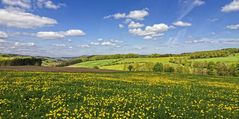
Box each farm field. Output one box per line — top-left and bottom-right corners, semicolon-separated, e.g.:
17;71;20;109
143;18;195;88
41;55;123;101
191;54;239;64
69;57;174;70
0;66;120;73
0;71;238;118
69;54;239;71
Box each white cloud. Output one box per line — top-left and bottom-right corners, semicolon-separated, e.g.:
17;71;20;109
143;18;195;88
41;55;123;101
54;44;66;47
0;9;57;29
101;41;117;46
79;45;90;48
64;29;86;36
0;31;8;39
127;9;149;20
36;32;65;39
186;38;214;44
36;29;86;39
193;0;205;6
118;24;124;29
128;21;144;28
37;0;63;10
222;0;239;12
173;21;192;27
105;13;126;19
226;24;239;30
1;0;31;9
90;38;123;47
1;0;63;10
14;42;35;47
90;42;100;45
105;8;149;20
129;23;169;39
186;37;239;44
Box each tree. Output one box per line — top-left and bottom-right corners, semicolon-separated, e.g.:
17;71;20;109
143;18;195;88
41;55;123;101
163;64;175;72
153;63;164;72
93;66;99;69
128;65;133;71
216;62;229;76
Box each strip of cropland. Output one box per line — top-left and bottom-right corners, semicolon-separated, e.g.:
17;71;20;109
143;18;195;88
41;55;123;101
0;66;121;73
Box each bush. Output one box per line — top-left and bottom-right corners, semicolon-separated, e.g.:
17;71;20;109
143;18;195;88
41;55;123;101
153;63;164;72
93;66;100;69
128;65;133;71
163;64;175;72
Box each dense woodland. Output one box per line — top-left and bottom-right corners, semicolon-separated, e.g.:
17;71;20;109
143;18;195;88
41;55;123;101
0;55;42;66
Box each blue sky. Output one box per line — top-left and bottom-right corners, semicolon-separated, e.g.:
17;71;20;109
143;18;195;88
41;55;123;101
0;0;239;57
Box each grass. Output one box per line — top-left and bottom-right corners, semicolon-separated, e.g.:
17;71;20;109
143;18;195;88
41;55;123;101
191;54;239;64
69;54;239;71
69;57;173;70
69;59;119;68
0;71;238;118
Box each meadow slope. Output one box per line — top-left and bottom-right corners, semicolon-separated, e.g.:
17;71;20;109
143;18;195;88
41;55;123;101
0;71;238;118
69;54;239;71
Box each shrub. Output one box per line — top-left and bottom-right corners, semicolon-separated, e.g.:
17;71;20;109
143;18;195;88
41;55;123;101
153;63;164;72
128;65;133;71
93;66;100;69
163;64;175;72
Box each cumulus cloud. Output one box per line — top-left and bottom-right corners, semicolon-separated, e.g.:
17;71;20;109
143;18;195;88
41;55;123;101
37;0;63;10
1;0;31;9
128;21;144;28
1;0;63;10
129;23;169;39
90;38;123;47
127;9;149;20
105;8;149;20
226;24;239;30
64;29;86;36
0;9;57;29
0;31;8;39
36;29;86;39
36;32;65;39
222;0;239;12
14;42;35;47
173;21;192;27
193;0;205;6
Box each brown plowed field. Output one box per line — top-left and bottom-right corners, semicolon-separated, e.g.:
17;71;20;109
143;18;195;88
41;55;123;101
0;66;121;73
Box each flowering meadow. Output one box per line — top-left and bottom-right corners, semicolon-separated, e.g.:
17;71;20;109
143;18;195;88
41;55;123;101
0;71;238;118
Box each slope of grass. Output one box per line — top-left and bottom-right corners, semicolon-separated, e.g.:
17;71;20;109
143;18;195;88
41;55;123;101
0;71;238;118
69;57;173;70
69;54;239;71
191;54;239;64
69;59;120;68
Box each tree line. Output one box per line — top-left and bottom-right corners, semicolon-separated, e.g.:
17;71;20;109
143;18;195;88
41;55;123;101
0;57;42;66
185;48;239;59
169;57;239;76
125;62;239;76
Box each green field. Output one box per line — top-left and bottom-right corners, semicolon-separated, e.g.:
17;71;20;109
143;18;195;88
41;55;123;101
0;71;238;118
69;59;120;68
69;54;239;71
69;57;173;70
191;54;239;64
